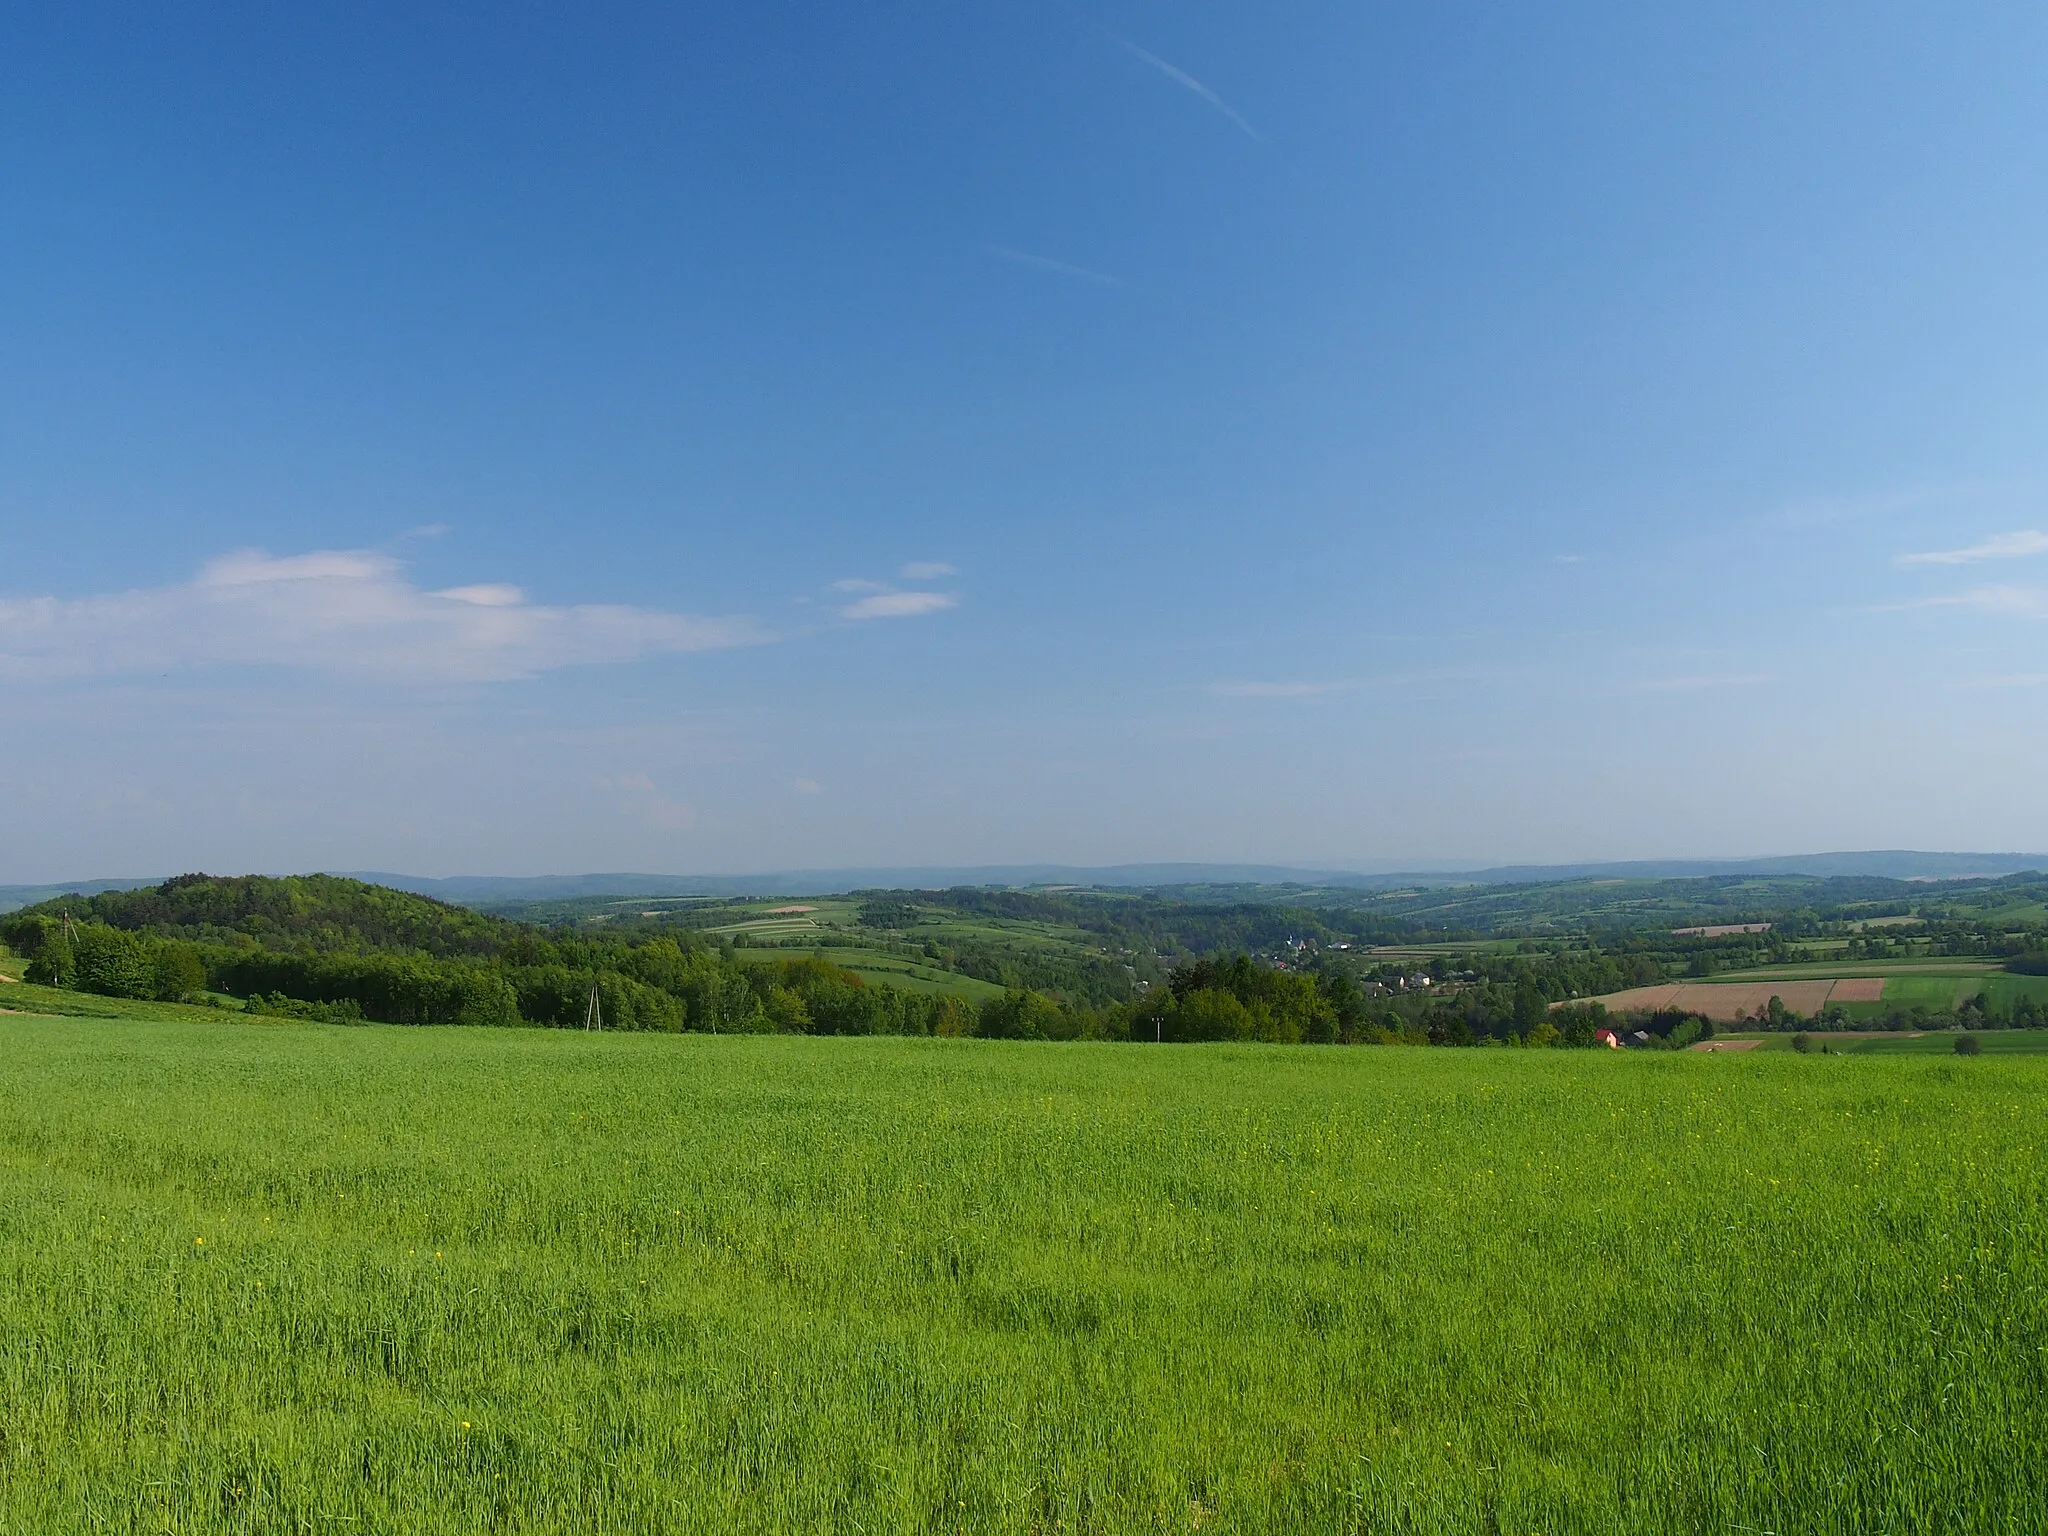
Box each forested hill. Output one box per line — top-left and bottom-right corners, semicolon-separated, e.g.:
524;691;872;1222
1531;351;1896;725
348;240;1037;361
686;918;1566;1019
10;874;511;957
10;867;2048;1045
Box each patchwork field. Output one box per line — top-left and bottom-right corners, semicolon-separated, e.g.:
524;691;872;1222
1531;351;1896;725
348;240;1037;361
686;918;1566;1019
0;1014;2042;1532
731;944;1009;999
1582;968;2048;1020
1711;960;2003;979
1577;980;1856;1019
512;892;1138;1004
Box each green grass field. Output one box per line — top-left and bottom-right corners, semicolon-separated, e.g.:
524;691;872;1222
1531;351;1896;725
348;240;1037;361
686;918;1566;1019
1718;1029;2048;1055
1710;958;2001;980
0;978;240;1023
1972;973;2048;1010
601;895;1113;960
1;1017;2042;1532
610;895;1127;1002
1878;973;1989;1009
1851;1029;2048;1055
1700;959;2048;1017
1871;972;2048;1012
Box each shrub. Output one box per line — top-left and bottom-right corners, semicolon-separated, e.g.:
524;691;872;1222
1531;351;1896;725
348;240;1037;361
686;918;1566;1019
152;945;208;1002
244;993;365;1024
73;926;155;1000
976;989;1064;1040
1176;987;1253;1042
764;985;813;1033
1791;1033;1814;1054
1551;1002;1609;1049
1426;1009;1475;1047
24;928;75;986
1954;1033;1983;1056
1666;1017;1709;1050
1;914;60;960
211;951;521;1028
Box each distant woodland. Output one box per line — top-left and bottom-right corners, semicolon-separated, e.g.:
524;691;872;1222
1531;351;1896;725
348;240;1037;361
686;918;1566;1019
7;871;2048;1046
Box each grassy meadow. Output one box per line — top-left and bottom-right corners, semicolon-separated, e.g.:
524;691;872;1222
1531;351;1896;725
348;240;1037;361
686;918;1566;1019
0;1013;2043;1533
515;892;1125;1004
1851;1028;2048;1055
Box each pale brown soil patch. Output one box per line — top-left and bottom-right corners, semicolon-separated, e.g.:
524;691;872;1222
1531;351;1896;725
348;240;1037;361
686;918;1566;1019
1568;985;1682;1013
1672;982;1837;1019
766;905;818;914
1574;980;1850;1021
1827;977;1887;1003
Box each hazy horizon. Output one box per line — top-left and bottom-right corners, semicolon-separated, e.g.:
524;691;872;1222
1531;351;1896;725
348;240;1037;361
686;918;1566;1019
9;850;2048;900
7;4;2048;879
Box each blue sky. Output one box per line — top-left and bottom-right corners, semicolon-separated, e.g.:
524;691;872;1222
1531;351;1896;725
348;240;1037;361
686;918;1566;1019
5;2;2048;879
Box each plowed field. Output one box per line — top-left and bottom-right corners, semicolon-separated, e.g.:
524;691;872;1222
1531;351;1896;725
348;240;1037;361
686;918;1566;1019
1576;979;1875;1020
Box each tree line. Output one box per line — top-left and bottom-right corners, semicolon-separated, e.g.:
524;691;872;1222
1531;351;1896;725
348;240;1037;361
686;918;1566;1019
16;872;2038;1046
1;908;1657;1047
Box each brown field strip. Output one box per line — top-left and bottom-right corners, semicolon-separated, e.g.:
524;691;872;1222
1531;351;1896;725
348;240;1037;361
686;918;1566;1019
1579;985;1682;1013
1570;977;1894;1021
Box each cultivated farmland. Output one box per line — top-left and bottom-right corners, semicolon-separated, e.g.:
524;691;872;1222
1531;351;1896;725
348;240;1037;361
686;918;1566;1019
1;1012;2042;1533
1580;968;2048;1021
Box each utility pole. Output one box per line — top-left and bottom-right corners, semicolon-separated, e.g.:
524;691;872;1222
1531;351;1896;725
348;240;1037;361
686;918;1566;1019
584;979;603;1031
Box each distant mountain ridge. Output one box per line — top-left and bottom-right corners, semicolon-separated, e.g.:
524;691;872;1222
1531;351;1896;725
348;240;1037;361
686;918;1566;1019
345;851;2048;898
0;878;168;913
6;851;2044;913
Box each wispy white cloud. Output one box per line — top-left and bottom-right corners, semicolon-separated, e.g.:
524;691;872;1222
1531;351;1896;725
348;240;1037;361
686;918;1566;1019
1625;673;1775;693
793;777;823;795
1897;530;2048;566
1900;584;2048;617
0;548;766;683
987;246;1123;287
1113;37;1264;142
1211;680;1340;699
829;569;960;620
840;590;958;621
436;583;525;607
